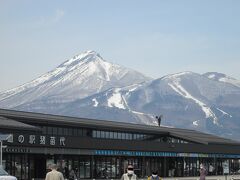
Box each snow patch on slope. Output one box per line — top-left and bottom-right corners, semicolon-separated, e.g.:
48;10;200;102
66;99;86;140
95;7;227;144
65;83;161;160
92;98;99;107
204;72;240;88
216;108;232;118
208;74;215;79
168;75;219;125
107;88;126;109
193;120;199;126
219;77;240;88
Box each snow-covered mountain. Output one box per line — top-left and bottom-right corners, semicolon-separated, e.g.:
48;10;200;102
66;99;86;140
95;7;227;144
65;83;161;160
203;72;240;88
38;71;239;139
1;51;240;140
0;50;151;108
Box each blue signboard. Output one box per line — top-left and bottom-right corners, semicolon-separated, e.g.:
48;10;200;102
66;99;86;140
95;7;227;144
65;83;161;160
94;150;240;158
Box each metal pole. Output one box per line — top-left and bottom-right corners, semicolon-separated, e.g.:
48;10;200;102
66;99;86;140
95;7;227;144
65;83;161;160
0;140;2;166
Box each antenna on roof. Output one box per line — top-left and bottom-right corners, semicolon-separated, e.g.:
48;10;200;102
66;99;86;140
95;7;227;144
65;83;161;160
156;115;163;127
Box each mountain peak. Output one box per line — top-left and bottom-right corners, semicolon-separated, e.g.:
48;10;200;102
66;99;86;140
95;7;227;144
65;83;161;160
0;50;150;108
60;50;103;68
77;50;102;59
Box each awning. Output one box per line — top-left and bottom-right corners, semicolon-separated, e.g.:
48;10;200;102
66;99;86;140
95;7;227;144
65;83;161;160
0;116;40;131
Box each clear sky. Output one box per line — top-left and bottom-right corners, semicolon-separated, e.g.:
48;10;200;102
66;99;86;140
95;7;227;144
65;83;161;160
1;0;240;92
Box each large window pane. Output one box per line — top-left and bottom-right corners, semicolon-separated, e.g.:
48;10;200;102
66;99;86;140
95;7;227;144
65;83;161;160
101;131;105;138
114;132;118;139
96;131;100;138
110;132;114;139
85;159;91;178
14;155;21;179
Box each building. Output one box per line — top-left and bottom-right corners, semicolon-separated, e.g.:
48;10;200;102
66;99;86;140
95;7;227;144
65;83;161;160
0;108;240;180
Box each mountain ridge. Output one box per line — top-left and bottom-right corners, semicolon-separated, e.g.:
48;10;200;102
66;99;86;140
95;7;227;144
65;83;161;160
1;50;240;141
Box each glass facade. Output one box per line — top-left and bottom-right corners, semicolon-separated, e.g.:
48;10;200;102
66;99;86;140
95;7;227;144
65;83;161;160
3;153;240;179
3;153;34;180
230;159;240;174
40;126;190;144
41;126;90;137
0;124;239;179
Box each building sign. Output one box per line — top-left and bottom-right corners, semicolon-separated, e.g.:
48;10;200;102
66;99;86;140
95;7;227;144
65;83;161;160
60;137;65;146
94;150;240;158
3;148;30;153
40;136;46;145
29;135;36;144
8;134;66;147
50;136;56;145
18;135;24;143
95;150;178;157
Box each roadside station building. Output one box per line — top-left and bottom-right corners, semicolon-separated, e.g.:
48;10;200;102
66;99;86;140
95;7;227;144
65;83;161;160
0;108;240;180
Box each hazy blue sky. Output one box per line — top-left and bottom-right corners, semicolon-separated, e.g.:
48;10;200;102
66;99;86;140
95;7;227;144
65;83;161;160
1;0;240;92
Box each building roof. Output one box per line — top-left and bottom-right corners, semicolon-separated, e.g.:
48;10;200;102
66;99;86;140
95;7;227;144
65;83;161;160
0;108;239;145
0;115;40;131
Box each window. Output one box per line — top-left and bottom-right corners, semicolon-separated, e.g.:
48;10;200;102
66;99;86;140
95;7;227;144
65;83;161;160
101;131;105;138
105;131;110;138
47;127;53;135
68;128;73;136
93;130;97;138
79;157;91;179
96;130;100;138
53;127;58;135
117;132;121;139
109;132;114;139
113;132;118;139
73;128;78;136
82;129;87;136
122;133;126;140
63;128;68;136
78;129;83;136
58;128;63;135
133;134;137;140
42;126;47;134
